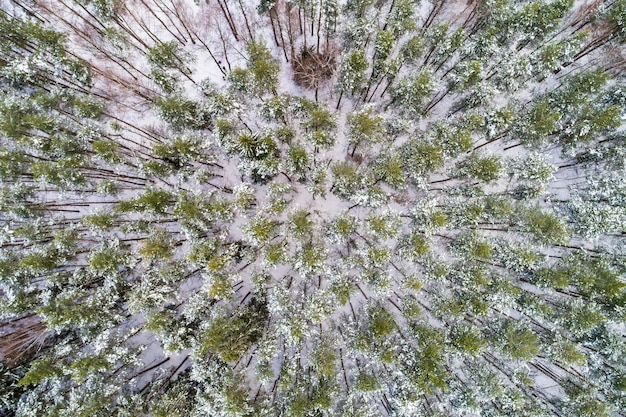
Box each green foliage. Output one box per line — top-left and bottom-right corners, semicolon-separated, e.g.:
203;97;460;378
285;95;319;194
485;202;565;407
145;309;177;333
201;300;268;362
331;161;362;198
89;245;126;275
405;324;449;393
264;242;287;267
456;153;503;183
521;69;622;149
81;211;116;232
401;35;425;63
38;286;112;330
452;231;493;260
174;191;231;233
300;101;337;132
371;152;406;189
368;245;392;265
451;60;483;91
329;275;355;305
294;241;328;277
151;67;179;93
67;354;110;383
516;0;574;44
566;257;626;309
549;337;587;366
497;321;540;360
557;299;605;336
295;100;337;148
31;157;86;188
154;95;211;131
400;139;444;181
532;266;570;289
92;139;123;163
233;182;257;211
516;98;561;147
366;210;401;239
207;272;233;299
18;356;63;386
150;376;195;417
232;131;280;182
368;305;395;339
391;69;434;114
0;148;27;180
496;241;543;273
152;136;203;169
339;49;369;95
223;378;253;415
96;179;119;195
355;372;381;392
311;337;337;377
520;205;569;244
347;105;386;154
308;165;328;198
450;324;485;356
439;126;473;157
374;30;395;62
388;0;418;36
288;209;314;238
227;67;253;93
305;129;336;149
564;381;613;417
604;0;626;41
286;142;310;180
0;13;91;85
399;231;430;259
244;214;279;245
117;188;172;214
139;229;174;261
128;262;185;313
148;41;188;69
244;39;280;95
402;274;423;293
534;33;586;78
20;248;62;271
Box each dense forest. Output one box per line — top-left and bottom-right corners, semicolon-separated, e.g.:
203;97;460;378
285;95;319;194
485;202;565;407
0;0;625;415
